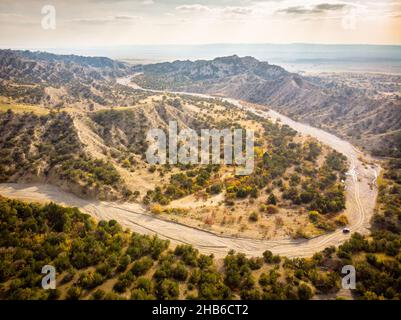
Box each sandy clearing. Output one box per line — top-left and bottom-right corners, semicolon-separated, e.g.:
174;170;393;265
167;193;224;209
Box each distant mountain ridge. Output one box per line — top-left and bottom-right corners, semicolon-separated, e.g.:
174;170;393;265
0;49;129;85
135;55;289;80
0;49;136;107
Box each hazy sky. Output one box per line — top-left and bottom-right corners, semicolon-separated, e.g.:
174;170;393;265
0;0;401;48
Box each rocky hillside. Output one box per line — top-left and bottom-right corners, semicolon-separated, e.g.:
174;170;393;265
0;49;142;108
0;110;129;200
133;55;401;157
0;50;128;85
0;93;235;201
0;50;251;202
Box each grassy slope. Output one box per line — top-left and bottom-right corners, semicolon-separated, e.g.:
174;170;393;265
0;103;49;115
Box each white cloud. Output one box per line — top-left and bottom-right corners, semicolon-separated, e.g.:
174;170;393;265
175;4;254;19
176;4;211;13
70;15;142;24
222;6;253;16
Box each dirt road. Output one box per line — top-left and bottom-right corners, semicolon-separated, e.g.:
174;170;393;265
0;81;380;258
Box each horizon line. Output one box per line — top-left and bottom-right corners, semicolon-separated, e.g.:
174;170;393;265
1;42;401;51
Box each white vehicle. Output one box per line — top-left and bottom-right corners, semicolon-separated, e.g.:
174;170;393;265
342;227;351;234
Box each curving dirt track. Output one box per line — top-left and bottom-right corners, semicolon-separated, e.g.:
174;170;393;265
0;83;380;258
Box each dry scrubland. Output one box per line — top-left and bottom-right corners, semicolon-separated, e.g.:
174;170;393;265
0;50;399;300
1;92;349;241
0;167;399;301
